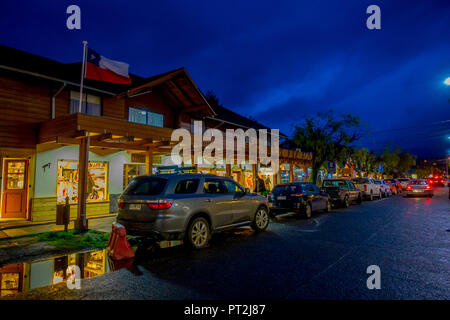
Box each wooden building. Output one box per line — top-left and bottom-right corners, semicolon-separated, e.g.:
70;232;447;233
0;44;312;223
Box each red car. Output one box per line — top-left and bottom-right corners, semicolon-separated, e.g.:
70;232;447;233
427;175;445;187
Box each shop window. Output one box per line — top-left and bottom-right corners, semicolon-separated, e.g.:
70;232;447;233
69;91;102;116
128;107;164;128
175;179;200;194
57;160;108;204
123;164;146;189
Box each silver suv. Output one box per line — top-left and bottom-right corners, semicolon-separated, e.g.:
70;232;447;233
117;174;270;249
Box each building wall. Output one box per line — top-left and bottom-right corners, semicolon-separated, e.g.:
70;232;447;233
31;146;144;222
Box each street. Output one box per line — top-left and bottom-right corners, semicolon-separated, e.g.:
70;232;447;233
7;187;449;300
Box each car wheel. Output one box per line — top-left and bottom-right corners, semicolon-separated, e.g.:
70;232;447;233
252;207;270;232
186;217;210;249
343;196;350;208
324;200;332;212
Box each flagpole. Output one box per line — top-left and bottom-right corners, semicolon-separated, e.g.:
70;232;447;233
78;40;88;113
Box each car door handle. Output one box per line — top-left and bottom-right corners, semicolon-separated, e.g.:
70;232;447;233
204;199;211;202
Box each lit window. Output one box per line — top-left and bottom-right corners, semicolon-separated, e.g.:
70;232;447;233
57;160;108;204
128;107;164;128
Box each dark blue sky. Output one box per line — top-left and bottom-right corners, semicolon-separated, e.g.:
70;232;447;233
1;0;449;158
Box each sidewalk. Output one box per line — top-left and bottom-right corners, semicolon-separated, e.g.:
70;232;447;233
0;215;117;240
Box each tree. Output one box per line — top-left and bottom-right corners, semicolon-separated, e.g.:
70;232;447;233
205;90;222;109
291;111;363;184
352;148;380;177
398;152;416;177
379;146;401;177
352;148;369;177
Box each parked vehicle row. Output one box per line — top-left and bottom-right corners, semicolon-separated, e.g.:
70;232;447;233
116;173;439;251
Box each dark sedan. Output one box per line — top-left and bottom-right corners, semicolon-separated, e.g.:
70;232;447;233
268;182;332;219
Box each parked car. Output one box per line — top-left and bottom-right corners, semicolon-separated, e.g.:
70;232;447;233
117;174;270;249
373;179;390;197
268;182;332;218
397;178;411;190
383;179;402;194
321;179;363;208
427;174;446;187
382;179;397;195
405;179;433;197
351;177;382;200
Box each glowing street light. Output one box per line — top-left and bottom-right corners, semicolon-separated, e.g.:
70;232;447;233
445;77;450;86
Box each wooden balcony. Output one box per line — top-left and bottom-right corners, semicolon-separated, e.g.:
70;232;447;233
38;113;174;151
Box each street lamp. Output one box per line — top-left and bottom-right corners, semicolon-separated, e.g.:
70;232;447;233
445;77;450;86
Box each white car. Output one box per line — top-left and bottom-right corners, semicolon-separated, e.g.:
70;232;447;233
373;179;391;197
351;177;382;200
397;178;411;190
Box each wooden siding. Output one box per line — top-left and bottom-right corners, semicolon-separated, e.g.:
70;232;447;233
0;76;50;148
31;197;110;222
103;96;126;119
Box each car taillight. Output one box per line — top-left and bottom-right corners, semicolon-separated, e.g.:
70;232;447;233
425;186;431;189
364;185;367;191
291;193;304;197
147;200;173;210
118;200;125;209
406;186;412;190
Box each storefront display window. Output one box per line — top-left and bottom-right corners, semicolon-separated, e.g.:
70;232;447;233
57;160;108;204
124;164;146;188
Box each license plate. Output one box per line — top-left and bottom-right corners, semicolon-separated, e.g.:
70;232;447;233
413;190;422;193
277;196;286;200
129;204;141;210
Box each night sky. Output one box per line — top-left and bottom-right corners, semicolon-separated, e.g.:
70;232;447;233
1;0;449;158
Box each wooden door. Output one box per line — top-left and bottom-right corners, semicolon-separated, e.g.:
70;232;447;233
1;159;28;219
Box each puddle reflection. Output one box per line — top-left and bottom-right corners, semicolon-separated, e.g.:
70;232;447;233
0;249;127;297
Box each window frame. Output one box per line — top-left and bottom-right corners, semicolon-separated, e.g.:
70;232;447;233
174;179;200;194
223;179;245;194
128;106;164;128
203;178;227;194
69;91;103;116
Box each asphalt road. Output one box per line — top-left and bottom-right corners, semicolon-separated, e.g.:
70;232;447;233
8;187;450;300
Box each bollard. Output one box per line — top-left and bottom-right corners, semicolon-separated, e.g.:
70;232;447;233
107;222;134;260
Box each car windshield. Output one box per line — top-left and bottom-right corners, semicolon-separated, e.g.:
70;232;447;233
322;180;346;187
397;178;410;182
410;180;427;185
123;177;167;196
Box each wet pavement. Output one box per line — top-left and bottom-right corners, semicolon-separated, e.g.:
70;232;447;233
1;187;449;300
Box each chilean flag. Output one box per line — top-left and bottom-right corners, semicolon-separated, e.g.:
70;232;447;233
85;48;132;84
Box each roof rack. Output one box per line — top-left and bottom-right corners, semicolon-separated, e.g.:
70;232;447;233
155;165;197;174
